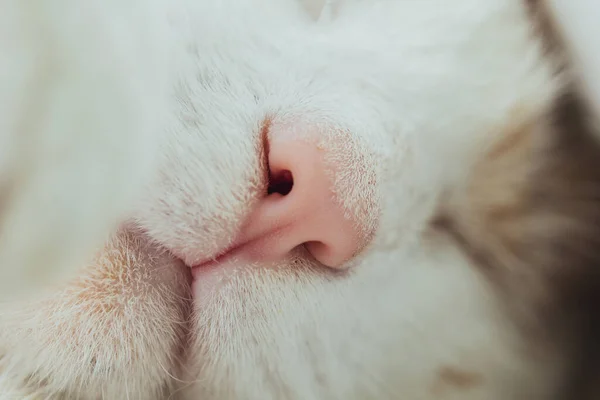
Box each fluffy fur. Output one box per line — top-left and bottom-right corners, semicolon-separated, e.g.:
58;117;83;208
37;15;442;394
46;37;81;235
0;0;172;300
1;0;600;399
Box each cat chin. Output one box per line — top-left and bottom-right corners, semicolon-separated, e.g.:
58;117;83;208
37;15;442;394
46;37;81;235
191;257;247;303
190;247;317;305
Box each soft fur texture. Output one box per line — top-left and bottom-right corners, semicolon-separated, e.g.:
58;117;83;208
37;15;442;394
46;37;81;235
1;0;600;399
0;0;171;300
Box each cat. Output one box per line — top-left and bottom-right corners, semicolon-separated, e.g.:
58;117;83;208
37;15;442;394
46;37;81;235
0;0;172;300
1;0;600;399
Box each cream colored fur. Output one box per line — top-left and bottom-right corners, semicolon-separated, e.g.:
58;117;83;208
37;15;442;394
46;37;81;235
1;0;599;399
0;0;172;300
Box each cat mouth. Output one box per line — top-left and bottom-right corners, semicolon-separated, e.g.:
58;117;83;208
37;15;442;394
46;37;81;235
190;246;236;266
188;231;293;282
189;241;254;281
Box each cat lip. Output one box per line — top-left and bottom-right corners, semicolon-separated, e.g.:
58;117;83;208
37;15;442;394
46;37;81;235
189;242;248;273
189;243;256;284
191;246;237;267
189;233;275;282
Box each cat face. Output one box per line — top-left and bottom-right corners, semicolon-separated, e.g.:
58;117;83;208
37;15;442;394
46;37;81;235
0;1;588;399
132;1;561;398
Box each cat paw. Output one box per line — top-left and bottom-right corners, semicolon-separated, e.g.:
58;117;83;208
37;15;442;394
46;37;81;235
0;0;169;300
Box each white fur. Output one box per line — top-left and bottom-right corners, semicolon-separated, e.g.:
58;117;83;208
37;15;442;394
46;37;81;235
0;0;172;300
0;0;592;398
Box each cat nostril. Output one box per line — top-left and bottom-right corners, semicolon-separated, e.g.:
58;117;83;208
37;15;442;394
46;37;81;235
241;133;366;269
267;169;294;196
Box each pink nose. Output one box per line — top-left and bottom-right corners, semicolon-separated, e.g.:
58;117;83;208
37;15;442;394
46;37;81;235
237;137;362;269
